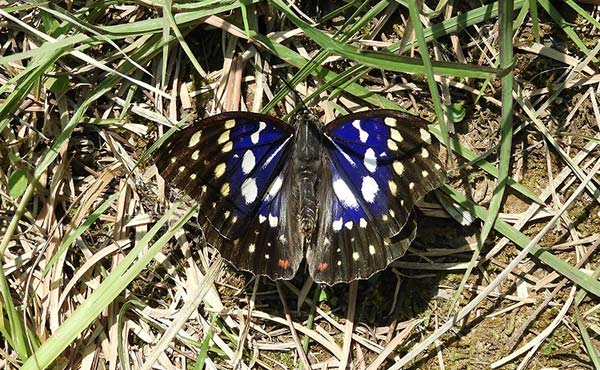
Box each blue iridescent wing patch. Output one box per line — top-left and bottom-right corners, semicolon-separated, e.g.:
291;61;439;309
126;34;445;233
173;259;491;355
307;110;446;283
156;112;303;279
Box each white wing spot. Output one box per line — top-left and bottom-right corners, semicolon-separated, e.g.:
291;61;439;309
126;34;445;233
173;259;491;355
389;210;395;217
241;178;258;204
170;157;177;163
364;148;377;173
268;213;278;227
390;128;403;142
344;221;353;230
191;150;200;160
188;131;202;147
220;183;230;197
248;244;255;253
324;238;330;246
359;218;367;228
384;117;397;127
224;211;230;219
369;245;376;255
265;254;270;259
421;148;429;158
333;179;359;209
352;120;369;143
266;175;283;200
231;216;238;223
382;214;389;221
217;130;230;144
337;260;342;266
388;180;398;196
352;252;360;261
251;121;267;144
409;182;415;190
189;173;197;180
422;170;429;178
361;176;379;203
387;139;398;151
224;119;235;129
393;161;405;175
178;166;186;172
241;150;256;175
259;214;267;224
434;163;442;170
214;163;226;178
332;218;343;231
420;128;432;143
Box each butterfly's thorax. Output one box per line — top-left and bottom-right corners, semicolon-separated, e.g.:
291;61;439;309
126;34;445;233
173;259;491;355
292;113;323;240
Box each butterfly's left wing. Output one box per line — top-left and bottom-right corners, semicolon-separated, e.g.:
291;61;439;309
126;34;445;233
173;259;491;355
307;110;446;283
156;112;303;280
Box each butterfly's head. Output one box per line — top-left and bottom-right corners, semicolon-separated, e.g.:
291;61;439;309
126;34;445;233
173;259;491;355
293;106;321;130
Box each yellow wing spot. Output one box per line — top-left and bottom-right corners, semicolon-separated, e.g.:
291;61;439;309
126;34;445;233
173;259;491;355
390;210;395;217
217;130;230;144
382;214;389;221
390;128;403;142
201;185;207;194
421;148;429;158
170;157;177;163
220;183;230;197
224;119;235;129
422;170;429;178
352;252;360;261
419;128;431;143
222;142;233;153
214;163;226;178
434;163;442;170
409;182;415;190
224;210;230;219
359;218;367;228
231;216;238;224
233;239;240;246
383;238;392;245
384;117;397;127
189;173;197;180
191;150;200;160
387;139;398;151
369;245;376;255
248;243;255;253
393;161;405;175
388;180;398;196
178;166;186;172
188;131;202;147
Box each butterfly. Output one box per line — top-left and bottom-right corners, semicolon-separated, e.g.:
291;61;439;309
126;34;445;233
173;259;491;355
156;109;446;284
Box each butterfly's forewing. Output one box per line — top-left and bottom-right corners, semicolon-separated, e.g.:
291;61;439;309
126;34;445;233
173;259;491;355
156;112;303;279
308;110;446;283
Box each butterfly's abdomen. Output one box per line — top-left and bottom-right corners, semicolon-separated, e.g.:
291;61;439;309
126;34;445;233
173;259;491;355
293;117;323;239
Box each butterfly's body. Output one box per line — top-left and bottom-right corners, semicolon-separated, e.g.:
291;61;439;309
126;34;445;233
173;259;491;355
157;109;445;284
292;111;326;240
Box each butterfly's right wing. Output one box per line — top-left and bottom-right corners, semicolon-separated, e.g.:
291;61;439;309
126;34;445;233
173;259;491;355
308;110;446;284
156;112;303;279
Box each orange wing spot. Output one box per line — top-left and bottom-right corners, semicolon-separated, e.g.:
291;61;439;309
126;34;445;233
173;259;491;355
317;262;328;272
278;259;291;270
